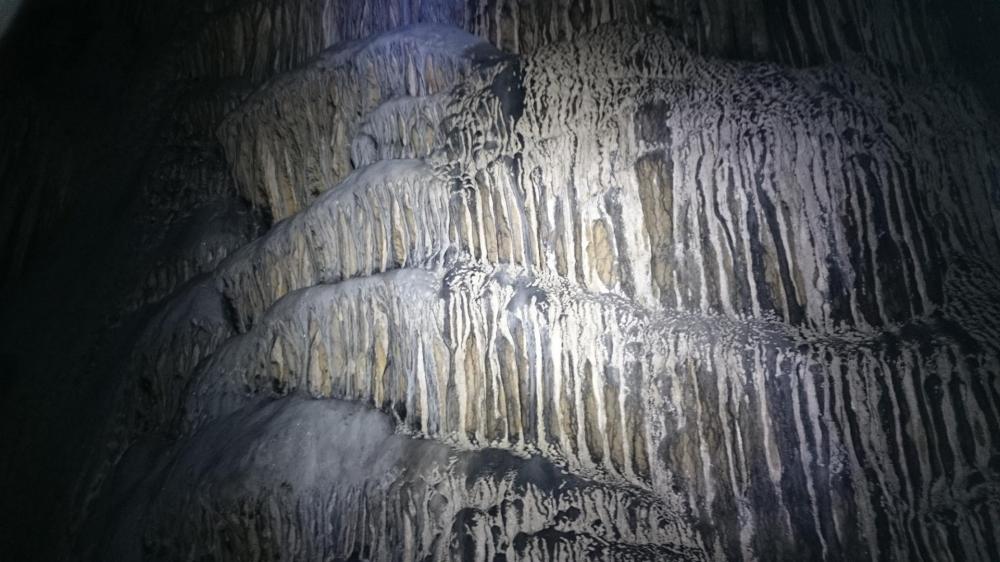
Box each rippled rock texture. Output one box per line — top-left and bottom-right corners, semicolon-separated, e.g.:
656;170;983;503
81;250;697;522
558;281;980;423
2;1;999;561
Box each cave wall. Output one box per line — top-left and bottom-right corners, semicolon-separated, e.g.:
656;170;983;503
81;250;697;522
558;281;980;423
2;0;997;288
1;1;999;561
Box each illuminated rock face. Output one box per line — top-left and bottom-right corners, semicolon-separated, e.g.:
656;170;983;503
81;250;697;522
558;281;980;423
2;2;999;562
216;25;496;220
111;396;708;561
78;21;1000;560
172;0;659;82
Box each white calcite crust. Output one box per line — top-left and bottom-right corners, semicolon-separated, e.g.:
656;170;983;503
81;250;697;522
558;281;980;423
65;17;1000;562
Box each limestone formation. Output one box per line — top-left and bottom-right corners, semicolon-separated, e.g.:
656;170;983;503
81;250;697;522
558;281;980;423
1;1;999;561
105;396;708;561
217;24;499;220
75;20;1000;560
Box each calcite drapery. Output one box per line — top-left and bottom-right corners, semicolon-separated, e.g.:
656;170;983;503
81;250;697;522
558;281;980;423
1;1;998;560
87;21;1000;561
